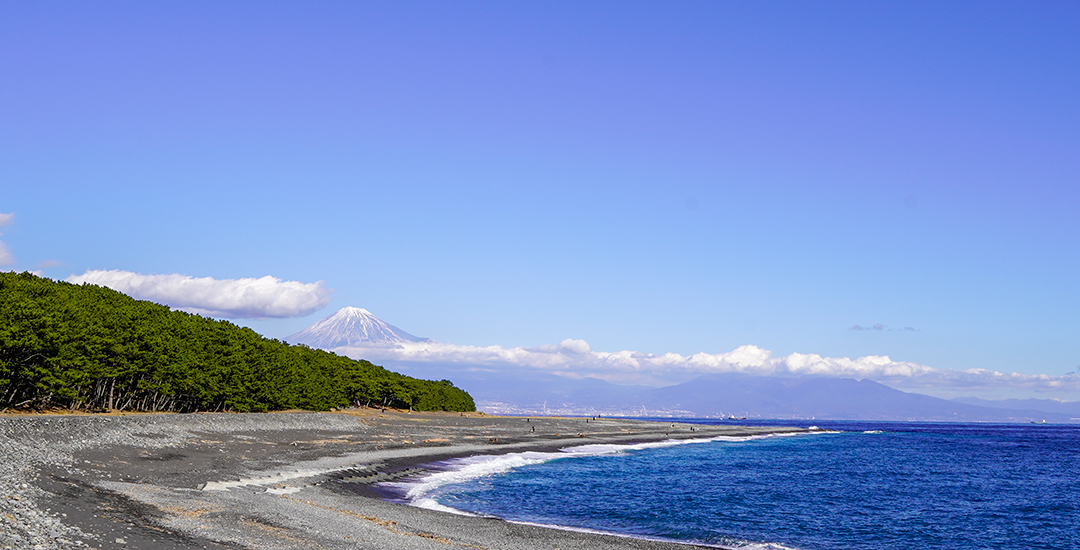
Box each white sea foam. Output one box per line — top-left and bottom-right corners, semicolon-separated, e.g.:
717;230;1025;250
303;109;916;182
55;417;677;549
863;430;885;434
411;496;473;515
507;519;733;548
732;542;805;550
507;519;805;550
382;431;822;548
385;430;826;515
384;450;562;510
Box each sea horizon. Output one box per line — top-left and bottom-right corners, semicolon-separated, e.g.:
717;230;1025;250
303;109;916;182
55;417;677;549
383;418;1080;550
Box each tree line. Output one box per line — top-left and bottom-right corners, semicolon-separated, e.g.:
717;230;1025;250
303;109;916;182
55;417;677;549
0;272;475;413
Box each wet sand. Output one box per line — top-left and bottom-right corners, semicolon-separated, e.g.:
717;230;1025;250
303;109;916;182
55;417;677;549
2;410;805;549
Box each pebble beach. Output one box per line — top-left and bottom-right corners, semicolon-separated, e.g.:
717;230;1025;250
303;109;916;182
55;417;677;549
0;410;803;550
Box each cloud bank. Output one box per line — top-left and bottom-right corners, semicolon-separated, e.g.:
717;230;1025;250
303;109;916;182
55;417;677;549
66;269;332;318
335;339;1080;394
0;212;14;267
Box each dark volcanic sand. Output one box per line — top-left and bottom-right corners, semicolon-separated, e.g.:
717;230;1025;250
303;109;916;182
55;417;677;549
2;410;804;550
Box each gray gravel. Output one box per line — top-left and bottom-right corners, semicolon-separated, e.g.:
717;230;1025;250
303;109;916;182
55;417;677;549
0;413;366;550
1;412;804;550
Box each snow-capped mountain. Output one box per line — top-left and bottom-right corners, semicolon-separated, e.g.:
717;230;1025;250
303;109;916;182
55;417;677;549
287;307;429;348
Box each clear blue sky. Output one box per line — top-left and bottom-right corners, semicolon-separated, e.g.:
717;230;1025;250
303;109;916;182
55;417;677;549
3;1;1078;379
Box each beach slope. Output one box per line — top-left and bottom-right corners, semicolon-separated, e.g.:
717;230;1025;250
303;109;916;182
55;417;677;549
1;411;803;549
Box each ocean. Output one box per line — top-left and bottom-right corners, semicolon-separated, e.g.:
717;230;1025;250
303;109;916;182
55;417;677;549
382;420;1080;550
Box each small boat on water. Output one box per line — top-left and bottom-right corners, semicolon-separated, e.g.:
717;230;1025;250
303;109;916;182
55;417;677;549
1031;419;1048;424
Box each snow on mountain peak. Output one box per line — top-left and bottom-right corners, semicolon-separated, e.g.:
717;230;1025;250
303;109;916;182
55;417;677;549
337;306;373;317
287;307;429;349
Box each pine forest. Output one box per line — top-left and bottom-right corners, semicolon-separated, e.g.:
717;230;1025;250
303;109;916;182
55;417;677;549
0;272;475;413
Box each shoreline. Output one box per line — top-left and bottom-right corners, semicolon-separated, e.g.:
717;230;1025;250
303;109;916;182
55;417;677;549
0;410;806;550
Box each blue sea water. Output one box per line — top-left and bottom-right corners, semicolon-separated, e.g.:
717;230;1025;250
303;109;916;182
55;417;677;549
384;420;1080;550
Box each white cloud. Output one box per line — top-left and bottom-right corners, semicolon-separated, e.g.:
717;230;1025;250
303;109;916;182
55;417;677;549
0;212;13;267
0;242;13;268
333;339;1080;395
559;339;591;353
851;323;886;331
852;323;919;333
65;269;332;319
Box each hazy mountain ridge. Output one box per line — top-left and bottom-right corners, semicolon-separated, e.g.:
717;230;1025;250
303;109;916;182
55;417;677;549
646;374;1073;422
952;396;1080;416
291;309;1078;422
373;361;1078;422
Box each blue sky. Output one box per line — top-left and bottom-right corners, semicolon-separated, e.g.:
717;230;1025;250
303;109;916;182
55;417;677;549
2;2;1078;393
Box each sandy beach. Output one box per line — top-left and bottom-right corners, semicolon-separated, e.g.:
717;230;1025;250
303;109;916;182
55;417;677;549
1;410;804;550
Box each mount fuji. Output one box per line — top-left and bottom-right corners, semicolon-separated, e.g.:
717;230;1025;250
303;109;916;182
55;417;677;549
286;307;429;348
284;308;1077;422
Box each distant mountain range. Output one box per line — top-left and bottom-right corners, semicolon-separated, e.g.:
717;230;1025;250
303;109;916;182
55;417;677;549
287;306;429;348
951;396;1080;416
390;364;1079;423
292;307;1080;423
